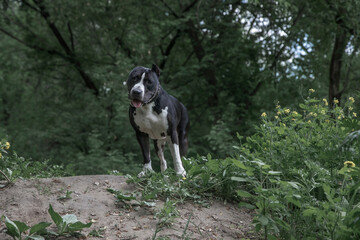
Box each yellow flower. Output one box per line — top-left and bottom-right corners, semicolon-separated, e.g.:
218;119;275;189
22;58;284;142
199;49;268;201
292;111;298;115
276;104;281;109
334;99;339;104
349;97;355;103
277;111;281;115
323;98;328;106
338;115;342;120
261;112;267;118
182;177;187;180
349;106;354;111
344;161;356;168
284;109;290;114
321;110;326;115
353;112;357;118
5;142;10;150
307;120;312;123
309;88;315;93
275;116;279;119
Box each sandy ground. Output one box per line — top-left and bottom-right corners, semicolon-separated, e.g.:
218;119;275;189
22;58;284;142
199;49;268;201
0;175;257;239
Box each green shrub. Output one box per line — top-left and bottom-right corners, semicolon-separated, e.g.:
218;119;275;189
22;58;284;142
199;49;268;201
0;139;72;183
230;92;360;239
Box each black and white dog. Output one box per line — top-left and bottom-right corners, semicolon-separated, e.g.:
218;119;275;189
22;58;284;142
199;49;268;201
126;64;189;177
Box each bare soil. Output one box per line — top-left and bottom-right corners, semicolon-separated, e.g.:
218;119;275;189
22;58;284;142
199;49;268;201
0;175;257;239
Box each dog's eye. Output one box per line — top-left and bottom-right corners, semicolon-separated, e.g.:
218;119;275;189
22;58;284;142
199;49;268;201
145;79;152;85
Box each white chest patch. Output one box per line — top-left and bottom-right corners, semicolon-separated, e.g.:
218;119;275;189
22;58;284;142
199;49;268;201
133;102;169;139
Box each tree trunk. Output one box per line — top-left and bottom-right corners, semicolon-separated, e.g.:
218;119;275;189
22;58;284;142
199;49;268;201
329;25;348;108
186;19;218;107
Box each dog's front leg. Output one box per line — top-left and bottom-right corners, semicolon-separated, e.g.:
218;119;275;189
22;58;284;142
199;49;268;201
154;139;167;172
168;132;186;177
136;132;153;178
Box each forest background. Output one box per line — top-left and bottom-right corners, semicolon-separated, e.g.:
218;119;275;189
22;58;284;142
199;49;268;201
1;0;360;175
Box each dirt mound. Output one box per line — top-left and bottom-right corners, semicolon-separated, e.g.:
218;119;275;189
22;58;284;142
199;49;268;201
0;175;256;239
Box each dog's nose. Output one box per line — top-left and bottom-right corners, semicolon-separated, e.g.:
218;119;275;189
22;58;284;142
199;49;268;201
131;88;142;96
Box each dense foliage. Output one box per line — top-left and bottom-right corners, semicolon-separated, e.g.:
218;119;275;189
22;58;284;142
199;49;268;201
1;1;360;175
124;93;360;239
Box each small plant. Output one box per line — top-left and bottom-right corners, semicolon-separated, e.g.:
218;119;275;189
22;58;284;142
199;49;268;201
228;93;360;239
57;190;73;201
0;139;71;184
0;140;13;187
2;204;92;239
1;216;51;240
155;199;179;228
48;204;92;235
152;199;180;240
89;227;106;238
107;188;156;208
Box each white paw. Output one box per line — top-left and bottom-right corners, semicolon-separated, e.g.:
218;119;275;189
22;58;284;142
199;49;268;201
176;169;187;178
137;171;146;178
160;161;167;172
137;163;154;178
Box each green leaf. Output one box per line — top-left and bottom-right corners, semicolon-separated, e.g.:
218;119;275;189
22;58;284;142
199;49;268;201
13;220;30;233
238;202;256;209
303;207;317;217
231;176;248;182
68;221;92;232
232;159;247;169
258;215;269;226
287;181;300;190
237;190;253;198
62;214;78;224
323;184;334;204
142;193;157;200
48;204;63;228
299;103;307;109
116;193;136;201
4;216;21;238
27;236;45;240
29;222;52;235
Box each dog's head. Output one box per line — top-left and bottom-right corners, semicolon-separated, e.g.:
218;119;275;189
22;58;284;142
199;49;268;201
126;64;161;108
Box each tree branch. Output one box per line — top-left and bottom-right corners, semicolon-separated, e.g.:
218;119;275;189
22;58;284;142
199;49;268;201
67;21;75;52
32;0;99;96
250;4;305;96
0;27;68;59
159;29;181;69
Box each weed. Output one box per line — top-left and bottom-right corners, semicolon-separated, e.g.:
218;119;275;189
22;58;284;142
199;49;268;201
48;204;92;235
1;204;92;239
89;227;106;238
1;215;51;240
57;190;73;201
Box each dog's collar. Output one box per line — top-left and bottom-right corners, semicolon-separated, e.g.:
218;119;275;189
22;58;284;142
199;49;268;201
143;82;161;105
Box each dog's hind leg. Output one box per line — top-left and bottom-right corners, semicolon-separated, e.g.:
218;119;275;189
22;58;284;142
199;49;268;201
168;131;186;177
154;139;167;172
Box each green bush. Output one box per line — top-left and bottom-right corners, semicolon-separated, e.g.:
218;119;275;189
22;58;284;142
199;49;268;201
0;139;72;183
230;92;360;239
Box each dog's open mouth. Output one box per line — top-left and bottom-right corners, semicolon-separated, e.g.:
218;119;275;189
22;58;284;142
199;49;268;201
131;99;143;108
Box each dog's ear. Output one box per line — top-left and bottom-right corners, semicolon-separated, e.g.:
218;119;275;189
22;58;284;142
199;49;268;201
152;64;160;77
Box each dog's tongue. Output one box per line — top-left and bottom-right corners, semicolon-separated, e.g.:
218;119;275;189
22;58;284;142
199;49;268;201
131;100;143;108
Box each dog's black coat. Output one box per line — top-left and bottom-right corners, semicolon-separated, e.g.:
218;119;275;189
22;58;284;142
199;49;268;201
127;64;189;176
